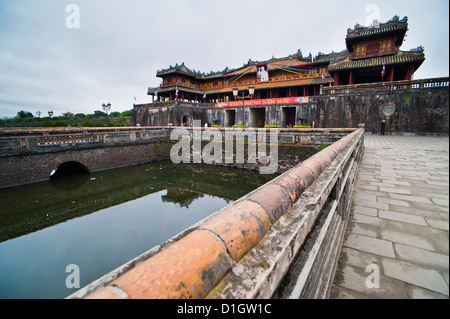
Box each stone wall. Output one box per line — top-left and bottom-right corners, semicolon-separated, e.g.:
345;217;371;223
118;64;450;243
133;102;318;128
315;88;449;134
133;86;449;134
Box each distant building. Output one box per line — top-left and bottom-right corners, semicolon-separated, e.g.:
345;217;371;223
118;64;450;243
63;112;74;117
147;15;425;104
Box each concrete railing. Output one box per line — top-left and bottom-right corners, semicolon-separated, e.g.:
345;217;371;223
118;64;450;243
68;127;365;299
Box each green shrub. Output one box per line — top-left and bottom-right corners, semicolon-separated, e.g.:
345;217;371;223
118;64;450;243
81;121;93;127
93;121;104;127
52;120;68;127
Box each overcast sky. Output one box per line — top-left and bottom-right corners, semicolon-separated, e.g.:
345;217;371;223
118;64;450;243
0;0;448;118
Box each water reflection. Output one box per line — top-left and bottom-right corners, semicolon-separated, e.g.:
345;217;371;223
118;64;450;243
50;173;90;191
0;161;277;299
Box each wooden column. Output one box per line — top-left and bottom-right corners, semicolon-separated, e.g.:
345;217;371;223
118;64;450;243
406;65;415;80
334;73;339;86
388;66;395;82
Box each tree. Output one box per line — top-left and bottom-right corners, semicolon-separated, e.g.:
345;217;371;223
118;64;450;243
94;110;107;117
81;121;93;127
121;110;133;117
17;110;33;119
74;113;86;119
93;121;104;127
42;120;68;127
53;120;68;127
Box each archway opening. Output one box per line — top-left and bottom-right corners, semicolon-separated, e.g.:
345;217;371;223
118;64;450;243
51;161;90;178
50;161;90;190
181;114;193;127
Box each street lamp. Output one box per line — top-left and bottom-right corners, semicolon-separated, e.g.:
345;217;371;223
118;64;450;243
232;84;254;127
102;102;111;126
36;111;41;125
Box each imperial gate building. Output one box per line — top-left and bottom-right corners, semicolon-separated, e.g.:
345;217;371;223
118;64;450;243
134;16;447;134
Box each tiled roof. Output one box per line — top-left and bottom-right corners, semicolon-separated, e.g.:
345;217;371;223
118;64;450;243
346;22;407;40
346;16;408;40
346;16;409;51
312;50;348;64
147;85;203;95
327;51;425;72
155;50;315;80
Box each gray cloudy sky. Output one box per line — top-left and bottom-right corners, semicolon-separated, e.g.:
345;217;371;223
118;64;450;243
0;0;448;118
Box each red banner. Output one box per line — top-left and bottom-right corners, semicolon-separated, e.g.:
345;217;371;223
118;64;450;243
217;96;309;107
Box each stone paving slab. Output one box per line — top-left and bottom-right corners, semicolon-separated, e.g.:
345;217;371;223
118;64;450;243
330;135;449;299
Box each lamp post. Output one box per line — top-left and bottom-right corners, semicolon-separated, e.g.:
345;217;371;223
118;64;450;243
232;84;254;127
102;102;111;126
36;111;41;125
48;111;53;124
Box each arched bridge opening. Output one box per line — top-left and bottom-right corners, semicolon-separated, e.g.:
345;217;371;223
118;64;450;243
50;161;90;178
50;161;90;180
50;161;91;190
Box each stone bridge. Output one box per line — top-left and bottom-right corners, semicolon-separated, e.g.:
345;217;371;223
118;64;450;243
0;127;171;189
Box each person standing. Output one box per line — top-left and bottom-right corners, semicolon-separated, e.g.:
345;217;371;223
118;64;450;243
380;120;386;135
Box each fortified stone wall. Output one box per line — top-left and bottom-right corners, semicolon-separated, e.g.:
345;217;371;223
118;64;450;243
133;102;318;128
133;87;448;134
315;88;449;134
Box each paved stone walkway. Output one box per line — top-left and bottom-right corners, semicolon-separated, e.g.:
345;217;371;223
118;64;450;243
330;134;449;299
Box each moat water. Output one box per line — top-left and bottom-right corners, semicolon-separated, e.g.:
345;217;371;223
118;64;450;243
0;161;276;299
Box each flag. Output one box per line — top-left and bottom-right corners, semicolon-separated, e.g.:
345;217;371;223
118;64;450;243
134;96;136;101
381;59;386;77
321;70;325;83
155;91;158;99
175;86;179;98
202;92;206;99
